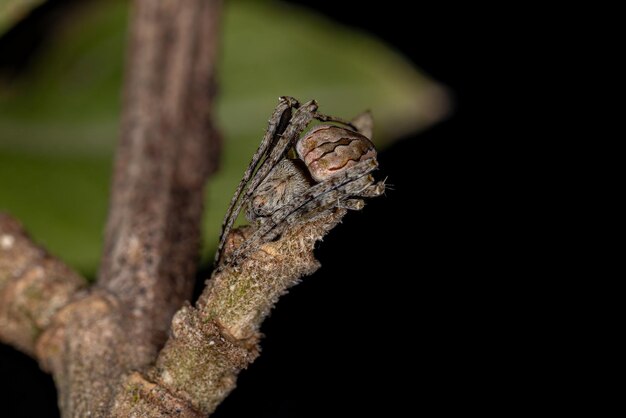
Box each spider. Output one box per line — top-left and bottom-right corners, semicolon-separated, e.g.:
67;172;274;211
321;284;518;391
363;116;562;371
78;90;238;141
215;96;385;268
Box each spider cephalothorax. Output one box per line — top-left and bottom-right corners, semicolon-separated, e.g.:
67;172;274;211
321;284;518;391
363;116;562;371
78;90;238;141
215;97;384;267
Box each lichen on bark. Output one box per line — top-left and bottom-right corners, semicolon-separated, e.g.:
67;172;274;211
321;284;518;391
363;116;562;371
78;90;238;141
110;209;347;416
0;0;384;416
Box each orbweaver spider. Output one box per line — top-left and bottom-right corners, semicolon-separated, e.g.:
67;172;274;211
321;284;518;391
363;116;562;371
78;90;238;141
215;97;384;267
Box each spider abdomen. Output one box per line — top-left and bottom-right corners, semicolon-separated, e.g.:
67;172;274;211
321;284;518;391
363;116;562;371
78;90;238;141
296;125;376;182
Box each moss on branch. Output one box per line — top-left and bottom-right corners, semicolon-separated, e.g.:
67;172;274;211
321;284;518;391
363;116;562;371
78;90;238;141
110;209;346;416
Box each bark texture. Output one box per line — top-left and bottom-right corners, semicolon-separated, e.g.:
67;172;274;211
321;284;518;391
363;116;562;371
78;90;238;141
111;210;347;416
99;0;221;356
26;0;222;416
0;0;384;416
0;213;87;357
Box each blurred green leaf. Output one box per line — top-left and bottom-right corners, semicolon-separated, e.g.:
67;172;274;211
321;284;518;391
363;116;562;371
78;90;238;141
0;152;110;276
0;0;450;276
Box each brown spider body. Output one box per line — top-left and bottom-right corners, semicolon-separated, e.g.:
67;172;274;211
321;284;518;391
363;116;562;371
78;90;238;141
216;97;384;267
247;159;311;221
296;125;377;182
247;125;376;222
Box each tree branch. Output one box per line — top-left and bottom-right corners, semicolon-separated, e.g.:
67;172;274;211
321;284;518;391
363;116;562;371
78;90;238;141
99;0;221;353
1;1;386;416
0;213;87;357
34;0;222;416
110;210;348;416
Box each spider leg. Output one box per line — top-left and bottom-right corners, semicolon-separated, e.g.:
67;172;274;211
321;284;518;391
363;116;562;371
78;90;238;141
355;180;386;198
227;159;378;265
337;178;385;210
267;158;377;227
215;96;299;264
314;113;358;131
233;172;376;264
337;199;365;210
215;99;319;265
242;100;319;202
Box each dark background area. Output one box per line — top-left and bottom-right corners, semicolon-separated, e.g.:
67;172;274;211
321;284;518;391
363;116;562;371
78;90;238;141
0;1;509;417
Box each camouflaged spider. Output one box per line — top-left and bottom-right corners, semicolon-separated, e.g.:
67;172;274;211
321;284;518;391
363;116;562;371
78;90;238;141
215;96;385;267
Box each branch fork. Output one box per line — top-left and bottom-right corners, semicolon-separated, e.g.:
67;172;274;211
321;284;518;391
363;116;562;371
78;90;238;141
0;0;382;416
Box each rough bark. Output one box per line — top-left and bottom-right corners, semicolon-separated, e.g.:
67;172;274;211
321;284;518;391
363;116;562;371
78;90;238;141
1;0;385;416
110;210;347;416
35;0;222;416
0;213;87;357
99;0;221;354
1;205;349;417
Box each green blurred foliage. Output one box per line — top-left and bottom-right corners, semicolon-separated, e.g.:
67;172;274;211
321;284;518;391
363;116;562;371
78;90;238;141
0;0;449;276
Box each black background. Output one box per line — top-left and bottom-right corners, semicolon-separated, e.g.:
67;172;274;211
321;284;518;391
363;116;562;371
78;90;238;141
0;1;511;417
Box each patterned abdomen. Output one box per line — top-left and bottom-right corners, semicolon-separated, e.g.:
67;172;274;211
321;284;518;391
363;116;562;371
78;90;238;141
296;125;377;182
